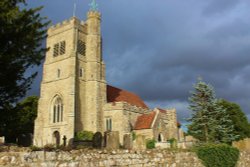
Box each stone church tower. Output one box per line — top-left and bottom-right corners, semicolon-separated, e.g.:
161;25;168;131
34;9;106;146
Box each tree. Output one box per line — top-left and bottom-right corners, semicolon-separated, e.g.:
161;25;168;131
187;78;238;143
0;0;49;135
16;96;38;135
218;99;250;140
1;96;38;143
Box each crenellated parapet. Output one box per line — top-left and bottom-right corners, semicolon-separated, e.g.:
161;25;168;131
48;17;87;36
87;11;101;20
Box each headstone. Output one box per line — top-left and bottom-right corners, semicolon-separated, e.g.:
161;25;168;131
105;131;120;149
92;132;102;148
0;136;5;145
63;135;67;147
123;134;133;149
133;135;146;149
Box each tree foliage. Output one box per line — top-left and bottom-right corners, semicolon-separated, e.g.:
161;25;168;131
0;0;49;109
195;143;239;167
16;96;38;135
0;96;38;142
218;99;250;140
187;78;238;143
0;0;49;137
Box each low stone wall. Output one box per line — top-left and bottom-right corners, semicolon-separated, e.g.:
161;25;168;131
233;138;250;151
0;149;249;167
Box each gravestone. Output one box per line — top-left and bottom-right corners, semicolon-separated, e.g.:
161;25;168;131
123;134;133;149
0;136;5;145
92;132;102;148
105;131;120;149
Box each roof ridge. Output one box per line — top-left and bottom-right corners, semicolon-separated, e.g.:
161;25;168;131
107;85;148;109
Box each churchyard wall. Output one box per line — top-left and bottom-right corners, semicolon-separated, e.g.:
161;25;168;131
0;149;250;167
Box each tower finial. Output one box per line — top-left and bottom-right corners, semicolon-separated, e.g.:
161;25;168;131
89;0;98;11
73;2;76;17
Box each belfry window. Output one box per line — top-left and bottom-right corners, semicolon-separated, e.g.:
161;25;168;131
106;118;112;131
53;41;66;57
53;43;59;57
52;96;63;123
77;40;86;55
59;41;66;55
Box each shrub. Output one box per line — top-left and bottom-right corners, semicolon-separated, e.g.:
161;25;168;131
30;145;42;151
43;144;56;151
168;138;177;148
75;131;94;141
195;143;239;167
132;132;136;141
146;139;156;149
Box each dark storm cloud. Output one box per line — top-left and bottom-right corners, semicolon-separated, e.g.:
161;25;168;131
26;0;250;121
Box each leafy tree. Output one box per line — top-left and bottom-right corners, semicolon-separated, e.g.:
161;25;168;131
218;99;250;140
1;96;38;143
187;78;238;143
0;0;49;135
16;96;38;135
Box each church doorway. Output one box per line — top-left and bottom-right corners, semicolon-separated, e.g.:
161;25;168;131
158;133;164;142
53;131;60;147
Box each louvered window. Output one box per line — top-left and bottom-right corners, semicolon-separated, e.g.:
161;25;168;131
53;43;59;57
78;40;86;55
59;41;66;55
53;41;66;57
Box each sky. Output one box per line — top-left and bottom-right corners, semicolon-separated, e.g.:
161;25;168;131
26;0;250;125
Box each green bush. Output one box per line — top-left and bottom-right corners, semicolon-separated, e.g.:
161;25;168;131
195;143;239;167
43;144;56;151
132;132;136;141
30;145;42;151
146;139;156;149
75;131;94;141
168;138;177;148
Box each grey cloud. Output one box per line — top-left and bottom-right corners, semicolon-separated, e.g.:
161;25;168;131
202;0;240;16
26;0;250;122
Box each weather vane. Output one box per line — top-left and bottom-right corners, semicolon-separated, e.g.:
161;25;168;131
89;0;98;11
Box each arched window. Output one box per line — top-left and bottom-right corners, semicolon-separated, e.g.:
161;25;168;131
106;118;112;131
52;96;63;123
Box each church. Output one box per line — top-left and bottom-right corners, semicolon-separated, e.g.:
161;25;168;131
34;3;183;147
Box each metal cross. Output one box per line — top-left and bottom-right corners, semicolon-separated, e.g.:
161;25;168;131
89;0;98;11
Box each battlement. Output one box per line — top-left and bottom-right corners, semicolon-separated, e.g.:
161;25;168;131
49;17;86;31
87;11;101;19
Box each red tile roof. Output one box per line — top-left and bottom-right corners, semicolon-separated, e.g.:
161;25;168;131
157;108;167;113
107;85;148;109
134;112;156;130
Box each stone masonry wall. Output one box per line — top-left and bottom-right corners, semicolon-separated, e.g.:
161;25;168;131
0;150;250;167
